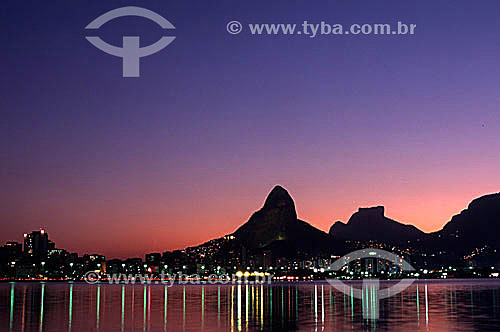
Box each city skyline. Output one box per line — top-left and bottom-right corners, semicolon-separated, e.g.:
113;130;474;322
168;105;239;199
2;186;498;259
2;184;499;283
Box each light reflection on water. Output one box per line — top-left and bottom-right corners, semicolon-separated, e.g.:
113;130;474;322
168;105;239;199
0;280;500;331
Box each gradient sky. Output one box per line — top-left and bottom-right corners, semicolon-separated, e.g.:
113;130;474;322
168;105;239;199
1;0;500;258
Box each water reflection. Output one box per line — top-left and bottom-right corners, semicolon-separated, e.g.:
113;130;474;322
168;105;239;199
38;283;44;332
163;286;167;332
96;285;100;330
9;283;14;332
69;284;73;332
1;281;500;331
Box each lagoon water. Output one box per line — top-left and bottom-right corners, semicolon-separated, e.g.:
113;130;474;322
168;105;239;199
1;280;500;331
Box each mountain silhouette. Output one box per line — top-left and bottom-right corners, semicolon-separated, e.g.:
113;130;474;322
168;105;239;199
429;193;500;252
232;185;332;254
329;206;426;244
438;192;500;241
181;187;500;268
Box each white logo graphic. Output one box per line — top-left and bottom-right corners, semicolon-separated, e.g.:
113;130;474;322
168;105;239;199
327;248;416;319
226;21;243;34
85;6;176;77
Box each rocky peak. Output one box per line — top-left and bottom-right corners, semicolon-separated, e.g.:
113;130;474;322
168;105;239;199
468;192;500;211
329;205;425;243
357;206;385;218
262;185;297;219
349;206;385;225
232;186;304;248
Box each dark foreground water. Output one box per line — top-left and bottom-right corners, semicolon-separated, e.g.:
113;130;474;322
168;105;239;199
1;280;500;331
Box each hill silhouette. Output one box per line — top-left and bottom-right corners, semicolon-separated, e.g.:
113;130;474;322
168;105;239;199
329;206;426;244
183;186;500;268
233;185;333;256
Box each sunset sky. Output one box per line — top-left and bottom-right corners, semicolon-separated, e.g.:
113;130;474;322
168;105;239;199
1;0;500;258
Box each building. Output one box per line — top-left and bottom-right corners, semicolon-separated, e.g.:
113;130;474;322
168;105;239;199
145;253;161;265
145;253;162;272
4;242;22;259
0;241;22;264
24;229;53;256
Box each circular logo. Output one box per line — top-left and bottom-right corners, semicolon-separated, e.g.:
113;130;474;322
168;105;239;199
326;248;416;319
227;21;243;34
84;271;101;284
